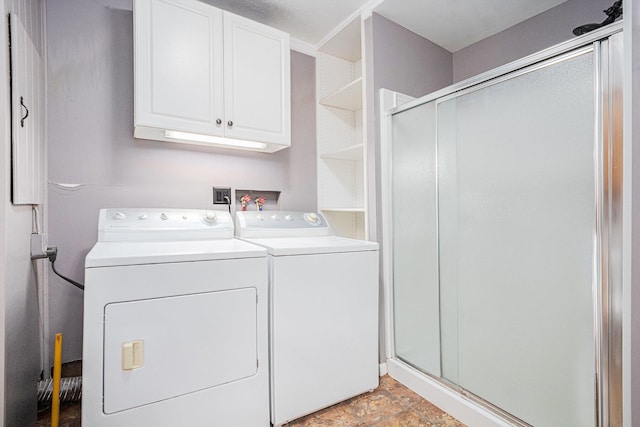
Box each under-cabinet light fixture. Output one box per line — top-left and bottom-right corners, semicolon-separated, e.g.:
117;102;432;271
164;130;267;150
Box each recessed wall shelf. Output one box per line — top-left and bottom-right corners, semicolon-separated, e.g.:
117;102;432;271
234;189;280;211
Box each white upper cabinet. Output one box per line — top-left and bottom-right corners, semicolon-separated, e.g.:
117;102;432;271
134;0;291;153
223;13;290;146
134;0;224;136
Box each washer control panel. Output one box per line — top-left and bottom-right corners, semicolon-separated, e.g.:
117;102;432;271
235;211;329;238
98;208;234;241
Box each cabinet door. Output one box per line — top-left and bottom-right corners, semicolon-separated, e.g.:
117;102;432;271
134;0;224;136
223;12;290;147
10;14;44;205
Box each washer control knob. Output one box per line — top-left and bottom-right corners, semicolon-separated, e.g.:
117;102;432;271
113;212;126;220
204;211;217;223
139;213;148;220
271;214;280;221
304;212;319;224
257;214;264;221
160;213;168;220
285;215;293;221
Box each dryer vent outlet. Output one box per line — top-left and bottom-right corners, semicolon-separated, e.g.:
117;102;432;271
213;187;231;204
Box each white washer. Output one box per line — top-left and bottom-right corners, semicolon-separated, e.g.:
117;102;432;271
83;208;269;427
235;211;379;426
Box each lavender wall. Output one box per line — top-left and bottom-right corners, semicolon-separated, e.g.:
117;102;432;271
370;14;453;99
365;13;453;361
453;0;615;82
45;0;316;365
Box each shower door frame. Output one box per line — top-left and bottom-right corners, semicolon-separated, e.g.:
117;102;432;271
380;22;623;427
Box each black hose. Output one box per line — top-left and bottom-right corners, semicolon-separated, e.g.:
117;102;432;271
51;259;84;291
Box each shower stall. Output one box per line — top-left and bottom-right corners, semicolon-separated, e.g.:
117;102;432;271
381;25;622;427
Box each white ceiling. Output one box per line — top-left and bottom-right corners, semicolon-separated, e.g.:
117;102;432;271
202;0;372;47
203;0;568;52
374;0;568;52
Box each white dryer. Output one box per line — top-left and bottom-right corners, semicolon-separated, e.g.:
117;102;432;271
235;211;379;426
83;208;269;427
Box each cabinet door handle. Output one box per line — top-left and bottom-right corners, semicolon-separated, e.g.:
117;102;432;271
227;121;233;127
20;96;29;128
216;119;222;125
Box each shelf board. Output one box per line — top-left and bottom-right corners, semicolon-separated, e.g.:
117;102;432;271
319;77;362;111
320;207;365;213
317;16;361;62
320;143;363;160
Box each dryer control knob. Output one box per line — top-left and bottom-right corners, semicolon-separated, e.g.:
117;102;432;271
160;213;168;220
271;214;280;221
257;214;264;221
204;211;217;223
304;212;319;224
285;215;293;221
113;212;126;220
139;213;148;220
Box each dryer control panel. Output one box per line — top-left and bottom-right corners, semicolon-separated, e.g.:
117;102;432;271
235;211;329;238
98;208;234;242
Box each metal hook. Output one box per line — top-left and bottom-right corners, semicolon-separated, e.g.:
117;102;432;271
20;96;29;127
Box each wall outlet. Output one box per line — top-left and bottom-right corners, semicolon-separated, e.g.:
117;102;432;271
213;187;232;204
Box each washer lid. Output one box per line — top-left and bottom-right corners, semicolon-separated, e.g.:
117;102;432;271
85;239;266;268
240;235;379;256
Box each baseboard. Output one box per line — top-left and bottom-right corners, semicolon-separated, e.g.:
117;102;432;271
378;362;388;376
387;359;512;427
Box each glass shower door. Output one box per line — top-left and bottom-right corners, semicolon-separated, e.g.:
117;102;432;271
438;48;596;427
390;45;600;427
391;101;441;377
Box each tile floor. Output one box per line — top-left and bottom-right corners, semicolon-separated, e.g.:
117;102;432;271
285;375;465;427
37;401;81;427
37;375;465;427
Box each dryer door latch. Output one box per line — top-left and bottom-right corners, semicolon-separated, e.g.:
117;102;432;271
122;340;144;370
